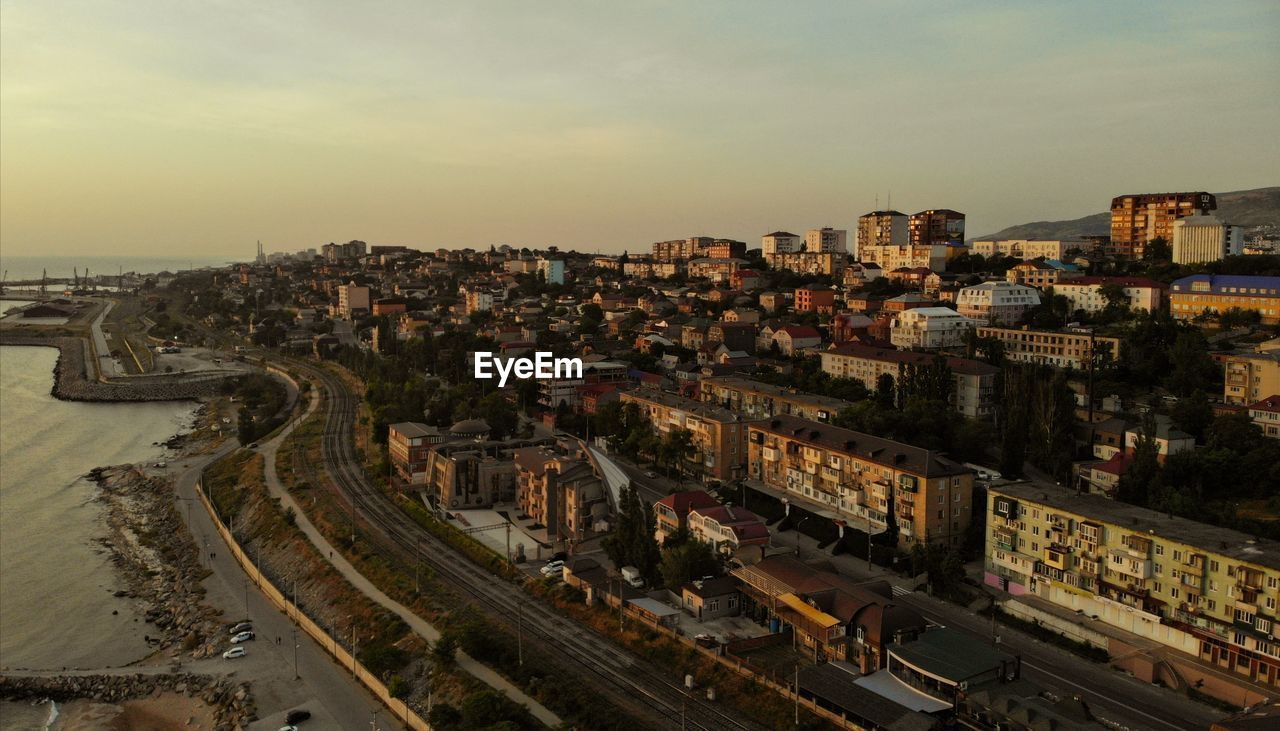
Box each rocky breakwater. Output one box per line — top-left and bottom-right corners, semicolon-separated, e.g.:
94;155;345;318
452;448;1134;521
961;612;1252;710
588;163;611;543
88;465;225;660
0;333;231;401
0;673;255;729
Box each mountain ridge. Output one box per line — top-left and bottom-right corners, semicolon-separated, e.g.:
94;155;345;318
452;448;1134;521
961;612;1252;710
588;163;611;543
971;186;1280;242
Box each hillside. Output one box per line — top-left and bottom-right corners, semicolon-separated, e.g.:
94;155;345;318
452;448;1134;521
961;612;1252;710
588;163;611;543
972;186;1280;241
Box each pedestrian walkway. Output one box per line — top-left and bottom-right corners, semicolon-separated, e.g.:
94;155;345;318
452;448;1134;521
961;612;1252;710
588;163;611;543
259;381;562;727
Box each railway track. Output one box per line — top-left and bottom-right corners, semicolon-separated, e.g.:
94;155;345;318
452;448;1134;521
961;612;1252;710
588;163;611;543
293;361;767;731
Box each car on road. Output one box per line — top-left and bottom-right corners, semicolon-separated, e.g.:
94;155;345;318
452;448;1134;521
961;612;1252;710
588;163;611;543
644;470;658;478
222;647;246;659
247;442;259;449
277;726;298;731
228;622;252;635
539;560;564;577
230;630;255;644
285;709;311;724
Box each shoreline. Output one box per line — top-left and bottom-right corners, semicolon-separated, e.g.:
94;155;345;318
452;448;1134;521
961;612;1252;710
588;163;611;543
0;335;230;402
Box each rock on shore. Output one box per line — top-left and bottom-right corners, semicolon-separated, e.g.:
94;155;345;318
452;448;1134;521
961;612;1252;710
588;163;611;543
0;673;254;729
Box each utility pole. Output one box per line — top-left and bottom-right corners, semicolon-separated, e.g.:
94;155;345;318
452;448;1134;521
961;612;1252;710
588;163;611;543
414;538;421;594
292;627;300;680
794;663;800;726
517;598;524;667
244;579;249;616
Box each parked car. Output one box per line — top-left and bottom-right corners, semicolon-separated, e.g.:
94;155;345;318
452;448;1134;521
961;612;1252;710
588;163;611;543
230;631;255;644
285;710;311;724
277;726;298;731
228;622;252;635
644;470;658;479
539;560;564;577
222;647;246;659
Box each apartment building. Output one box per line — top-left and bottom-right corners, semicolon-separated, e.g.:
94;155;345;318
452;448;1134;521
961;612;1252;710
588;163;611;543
986;483;1280;689
762;231;802;254
890;307;976;350
1053;276;1166;314
820;343;999;419
1005;260;1078;289
622;260;681;279
1109;192;1216;260
388;422;446;487
955;281;1041;325
1220;351;1280;405
618;390;761;481
536;258;565;285
423;432;555;510
975;326;1121;370
748;415;974;547
337;281;371;319
794;285;836;313
653;236;713;262
698;376;851;423
970;240;1087;260
1169;275;1280;325
514;446;608;543
805;227;848;253
1172;215;1244;265
859;243;948;273
538;359;629;410
464;288;494;315
856;210;909;255
909;209;965;247
763;251;846;276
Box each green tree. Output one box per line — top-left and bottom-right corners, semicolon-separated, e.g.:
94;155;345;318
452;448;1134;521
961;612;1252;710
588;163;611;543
236;405;255;445
602;484;661;583
1117;411;1161;506
1170;390;1213;442
659;539;723;589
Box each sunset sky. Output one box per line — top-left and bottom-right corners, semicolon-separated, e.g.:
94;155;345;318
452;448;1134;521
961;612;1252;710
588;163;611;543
2;1;1277;258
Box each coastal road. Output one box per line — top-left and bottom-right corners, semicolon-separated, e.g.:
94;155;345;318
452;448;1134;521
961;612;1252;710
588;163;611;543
296;360;770;731
167;444;390;731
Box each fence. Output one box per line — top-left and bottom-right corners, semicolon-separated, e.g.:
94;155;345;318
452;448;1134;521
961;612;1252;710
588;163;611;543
195;476;431;730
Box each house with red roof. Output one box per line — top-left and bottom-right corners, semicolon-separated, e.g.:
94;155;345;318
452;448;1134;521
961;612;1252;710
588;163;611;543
688;504;770;554
1247;395;1280;439
772;325;823;355
654;490;721;544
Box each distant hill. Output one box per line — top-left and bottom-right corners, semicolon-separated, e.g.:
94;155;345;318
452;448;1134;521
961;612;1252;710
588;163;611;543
972;186;1280;241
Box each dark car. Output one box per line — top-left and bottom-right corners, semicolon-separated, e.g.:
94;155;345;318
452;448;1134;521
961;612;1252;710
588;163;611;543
286;709;311;724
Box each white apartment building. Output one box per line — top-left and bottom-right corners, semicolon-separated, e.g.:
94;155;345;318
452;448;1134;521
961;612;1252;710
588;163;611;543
859;244;948;272
1172;215;1244;265
805;228;848;253
337;282;371;319
955;281;1041;325
970;240;1087;260
761;231;801;254
537;258;566;285
889;307;976;350
1052;276;1165;314
505;257;538;274
465;289;494;315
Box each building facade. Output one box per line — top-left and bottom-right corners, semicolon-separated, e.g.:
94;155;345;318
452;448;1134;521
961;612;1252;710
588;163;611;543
856;210;909;257
1169;275;1280;325
1053;276;1166;315
805;227;848;253
986;483;1280;690
762;231;802;254
1109;192;1216;260
698;376;851;423
889;307;976;350
820;343;999;419
975;326;1120;370
909;209;965;247
1172;215;1244;265
955;281;1041;325
763;251;846;276
748;415;973;547
618;390;761;482
1220;351;1280;405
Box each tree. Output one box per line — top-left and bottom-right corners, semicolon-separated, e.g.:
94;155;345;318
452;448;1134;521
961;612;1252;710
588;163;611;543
1166;330;1216;396
236;405;255;445
659;539;723;589
1170;390;1213;442
658;428;695;479
1117;411;1161;506
602;484;661;583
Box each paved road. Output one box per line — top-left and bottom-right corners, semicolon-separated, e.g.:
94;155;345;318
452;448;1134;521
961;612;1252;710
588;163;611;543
168;444;390;731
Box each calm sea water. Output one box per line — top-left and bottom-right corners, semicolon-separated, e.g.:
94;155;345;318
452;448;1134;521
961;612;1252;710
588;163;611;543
0;347;197;670
0;254;235;283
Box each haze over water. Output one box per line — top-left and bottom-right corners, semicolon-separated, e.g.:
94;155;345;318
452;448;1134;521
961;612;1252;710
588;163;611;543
0;346;196;669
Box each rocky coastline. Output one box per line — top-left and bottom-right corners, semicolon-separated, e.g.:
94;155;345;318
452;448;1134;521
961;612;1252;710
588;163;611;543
87;465;226;661
0;673;254;729
0;333;231;401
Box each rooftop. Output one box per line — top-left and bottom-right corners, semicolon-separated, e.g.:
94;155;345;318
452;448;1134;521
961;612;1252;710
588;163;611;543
823;342;999;376
991;482;1280;572
752;414;971;478
890;628;1016;682
699;375;853;410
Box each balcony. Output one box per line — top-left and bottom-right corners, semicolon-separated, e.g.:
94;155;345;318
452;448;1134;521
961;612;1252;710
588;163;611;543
762;446;780;462
1235;567;1265;591
1108;549;1153;579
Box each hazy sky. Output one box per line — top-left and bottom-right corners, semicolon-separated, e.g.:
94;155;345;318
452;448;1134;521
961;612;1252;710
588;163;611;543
2;1;1277;258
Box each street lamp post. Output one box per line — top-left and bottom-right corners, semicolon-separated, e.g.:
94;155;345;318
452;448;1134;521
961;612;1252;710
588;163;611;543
794;516;811;557
292;627;300;680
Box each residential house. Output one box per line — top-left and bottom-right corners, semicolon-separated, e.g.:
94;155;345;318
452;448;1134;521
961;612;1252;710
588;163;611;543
820;343;999;419
654;490;721;544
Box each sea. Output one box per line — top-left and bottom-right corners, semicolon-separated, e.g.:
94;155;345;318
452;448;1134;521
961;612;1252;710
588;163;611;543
0;347;198;673
0;254;235;284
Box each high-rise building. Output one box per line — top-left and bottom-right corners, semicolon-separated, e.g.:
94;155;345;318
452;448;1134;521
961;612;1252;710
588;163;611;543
856;210;909;255
909;209;965;247
1109;192;1216;260
761;231;801;255
804;227;847;253
1171;215;1244;264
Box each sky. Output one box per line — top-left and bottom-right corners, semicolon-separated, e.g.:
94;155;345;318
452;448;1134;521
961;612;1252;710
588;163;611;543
2;1;1278;258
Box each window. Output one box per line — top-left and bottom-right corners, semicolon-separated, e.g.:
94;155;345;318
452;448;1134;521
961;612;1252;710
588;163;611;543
1155;545;1164;556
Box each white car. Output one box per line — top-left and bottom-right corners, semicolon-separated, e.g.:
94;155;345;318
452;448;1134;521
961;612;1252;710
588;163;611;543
222;647;246;659
230;631;255;644
539;560;564;577
644;471;658;479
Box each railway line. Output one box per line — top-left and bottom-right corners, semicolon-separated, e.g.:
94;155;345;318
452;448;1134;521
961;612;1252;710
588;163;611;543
294;360;768;731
